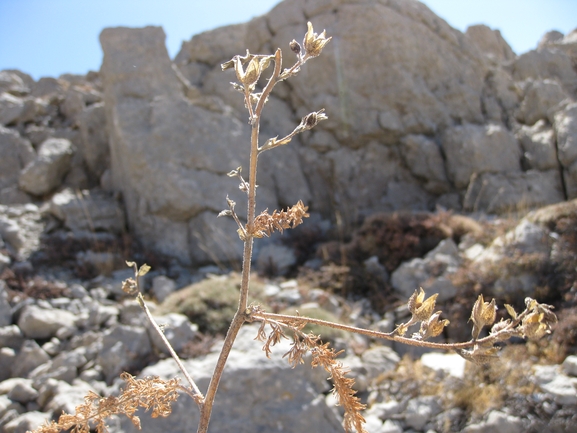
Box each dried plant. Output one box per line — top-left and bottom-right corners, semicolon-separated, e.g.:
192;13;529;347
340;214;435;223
34;373;184;433
34;22;558;433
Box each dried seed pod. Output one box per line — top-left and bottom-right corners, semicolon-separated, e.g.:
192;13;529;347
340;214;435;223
289;39;301;55
122;278;138;295
303;21;332;58
470;294;497;340
419;311;449;340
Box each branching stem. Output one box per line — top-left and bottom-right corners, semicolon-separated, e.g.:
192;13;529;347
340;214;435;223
136;293;204;405
197;47;284;433
252;309;532;351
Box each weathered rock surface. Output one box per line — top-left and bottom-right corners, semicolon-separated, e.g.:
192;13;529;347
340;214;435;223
463;169;565;213
17;304;77;340
465;24;516;64
441;123;521;190
391;238;461;302
0;0;574;267
555;102;577;198
18;138;75;196
99;26;300;264
0;127;34;203
47;188;125;234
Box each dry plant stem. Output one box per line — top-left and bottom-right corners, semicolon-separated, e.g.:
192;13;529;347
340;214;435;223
136;293;204;405
197;50;284;433
254;310;532;351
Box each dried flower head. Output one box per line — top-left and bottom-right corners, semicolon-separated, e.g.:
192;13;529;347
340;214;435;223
250;200;310;238
221;51;274;89
521;298;557;339
470;294;497;340
408;288;438;322
298;109;328;131
121;278;138;295
418;311;450;340
303;21;332;58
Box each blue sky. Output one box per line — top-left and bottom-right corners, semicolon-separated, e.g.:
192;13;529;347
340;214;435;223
0;0;575;80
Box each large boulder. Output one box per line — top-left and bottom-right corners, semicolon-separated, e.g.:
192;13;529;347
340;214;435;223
441;123;521;190
76;102;109;179
47;188;126;234
465;24;516;64
18;138;75;196
0;127;34;203
512;48;577;94
99;26;309;265
171;0;498;222
463;170;565;214
517;120;558;171
266;0;487;141
516;79;568;125
554;103;577;198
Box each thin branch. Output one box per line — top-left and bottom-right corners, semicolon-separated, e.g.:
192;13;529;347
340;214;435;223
251;310;535;351
136;293;204;405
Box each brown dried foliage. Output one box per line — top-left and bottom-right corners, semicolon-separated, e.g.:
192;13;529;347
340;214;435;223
250;200;310;238
34;373;181;433
255;314;367;433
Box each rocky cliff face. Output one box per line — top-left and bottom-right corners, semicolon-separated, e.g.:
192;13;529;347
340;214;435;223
1;0;577;268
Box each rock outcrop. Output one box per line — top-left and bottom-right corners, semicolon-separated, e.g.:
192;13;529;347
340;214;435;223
1;0;576;269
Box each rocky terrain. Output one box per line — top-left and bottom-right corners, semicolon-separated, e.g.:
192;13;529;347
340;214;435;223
1;0;577;431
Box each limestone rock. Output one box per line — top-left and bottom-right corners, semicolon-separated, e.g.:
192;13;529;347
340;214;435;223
513;48;577;94
405;395;443;431
420;352;466;378
360;345;400;381
0;71;32;96
0;325;24;350
0;127;34;194
441;123;521;190
554;103;577;198
517;79;568;125
17;304;77;340
97;324;152;383
391;238;461;302
400;134;450;194
0;93;26;126
463;170;565;214
473;219;553;297
538;30;564;49
0;281;12;327
0;348;15;382
561;355;577;376
47;188;125;234
150;275;177;303
462;410;525;433
76;102;109;179
99;26;303;265
19;138;75;196
274;0;487;140
11;340;50;378
465;24;516;64
42;379;96;417
7;379;38;404
0;204;44;259
533;365;577;405
2;411;51;433
255;243;297;276
517;120;558;171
